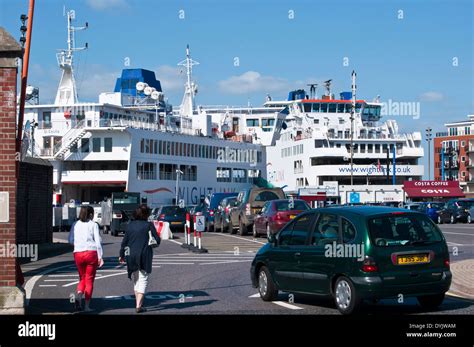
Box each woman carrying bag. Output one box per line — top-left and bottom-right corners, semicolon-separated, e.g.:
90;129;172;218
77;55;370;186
119;204;160;313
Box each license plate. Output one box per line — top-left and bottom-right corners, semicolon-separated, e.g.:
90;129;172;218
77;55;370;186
171;221;182;225
397;254;429;265
289;215;296;219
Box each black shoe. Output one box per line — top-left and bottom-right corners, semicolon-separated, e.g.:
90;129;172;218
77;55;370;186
136;307;146;313
74;300;83;312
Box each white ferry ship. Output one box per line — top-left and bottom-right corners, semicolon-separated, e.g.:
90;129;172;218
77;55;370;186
23;10;282;207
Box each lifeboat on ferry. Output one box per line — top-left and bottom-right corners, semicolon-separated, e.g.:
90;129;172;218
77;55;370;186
64;110;71;119
224;131;236;138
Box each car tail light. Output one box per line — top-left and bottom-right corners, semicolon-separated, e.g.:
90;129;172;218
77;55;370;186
245;203;251;215
113;213;122;219
444;259;450;269
275;212;284;221
361;256;378;272
391;211;405;215
159;214;165;220
209;209;214;217
225;206;229;214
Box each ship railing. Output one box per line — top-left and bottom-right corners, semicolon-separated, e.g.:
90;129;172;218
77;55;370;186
52;120;86;157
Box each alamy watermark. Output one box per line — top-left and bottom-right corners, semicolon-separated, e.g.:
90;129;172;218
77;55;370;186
0;242;38;261
217;147;257;167
380;99;420;120
324;241;365;262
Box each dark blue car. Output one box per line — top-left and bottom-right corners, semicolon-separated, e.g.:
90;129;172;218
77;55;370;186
418;202;445;223
194;192;238;231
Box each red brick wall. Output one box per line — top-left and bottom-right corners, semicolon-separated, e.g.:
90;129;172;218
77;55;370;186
0;66;18;287
434;135;474;181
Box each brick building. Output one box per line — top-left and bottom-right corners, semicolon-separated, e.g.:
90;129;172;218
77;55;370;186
433;115;474;197
0;27;25;314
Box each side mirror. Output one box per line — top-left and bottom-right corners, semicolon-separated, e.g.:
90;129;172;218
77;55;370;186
267;233;276;245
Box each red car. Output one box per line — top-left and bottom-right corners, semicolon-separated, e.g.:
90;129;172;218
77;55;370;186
252;199;311;238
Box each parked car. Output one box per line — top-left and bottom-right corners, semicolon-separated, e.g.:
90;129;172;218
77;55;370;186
229;187;286;236
403;202;423;211
437;198;474;224
151;205;187;231
416;202;445;223
192;192;238;232
253;199;310;238
251;206;451;314
468;207;474;224
214;196;238;233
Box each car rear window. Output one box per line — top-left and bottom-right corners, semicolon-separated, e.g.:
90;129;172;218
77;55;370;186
368;213;443;247
253;191;281;202
275;200;309;211
161;206;186;215
457;200;474;209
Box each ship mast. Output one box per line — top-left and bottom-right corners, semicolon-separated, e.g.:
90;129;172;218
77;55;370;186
54;9;88;105
178;45;199;117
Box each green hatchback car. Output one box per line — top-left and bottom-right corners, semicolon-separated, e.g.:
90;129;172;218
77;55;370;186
250;206;452;314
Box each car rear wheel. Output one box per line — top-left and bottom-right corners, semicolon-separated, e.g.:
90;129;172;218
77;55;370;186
417;293;445;310
258;266;278;301
437;215;442;224
450;215;456;224
239;219;247;236
468;215;472;224
266;224;271;240
228;219;235;235
334;276;361;315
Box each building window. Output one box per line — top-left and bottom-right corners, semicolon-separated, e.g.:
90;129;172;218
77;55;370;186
246;119;259;127
92;138;101;152
81;138;89;153
461;156;465;162
104;138;113;152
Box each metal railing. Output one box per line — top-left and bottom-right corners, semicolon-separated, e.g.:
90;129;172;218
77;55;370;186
52;120;86;156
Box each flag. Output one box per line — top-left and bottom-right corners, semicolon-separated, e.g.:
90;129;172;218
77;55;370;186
377;159;381;171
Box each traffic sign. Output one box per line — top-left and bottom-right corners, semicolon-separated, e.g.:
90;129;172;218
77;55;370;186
195;215;205;232
349;192;360;204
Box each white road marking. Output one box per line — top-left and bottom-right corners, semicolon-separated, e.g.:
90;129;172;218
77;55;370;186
62;271;128;287
152;262;195;265
24;264;74;305
200;260;253;265
447;242;464;246
273;301;304;310
442;231;474;236
248;293;260;298
212;233;266;245
166;239;183;246
39;285;57;287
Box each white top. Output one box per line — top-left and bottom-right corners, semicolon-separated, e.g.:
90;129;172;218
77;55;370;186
68;220;103;259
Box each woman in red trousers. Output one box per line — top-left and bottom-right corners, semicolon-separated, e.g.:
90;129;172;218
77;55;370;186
69;206;104;312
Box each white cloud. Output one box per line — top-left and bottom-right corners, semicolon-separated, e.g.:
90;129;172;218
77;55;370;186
419;91;444;102
86;0;128;11
154;65;185;91
218;71;290;95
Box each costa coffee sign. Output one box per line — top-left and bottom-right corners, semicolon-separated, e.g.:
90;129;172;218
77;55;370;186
403;180;464;197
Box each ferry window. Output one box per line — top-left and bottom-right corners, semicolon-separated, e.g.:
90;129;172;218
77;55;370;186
104;138;113;152
170;142;174;156
375;144;380;153
262;118;275;127
314;119;319;124
42;111;52;128
92;138;101;152
166;141;171;155
158;140;162;155
337;104;345;113
328;104;337;113
368;144;373;153
153;140;157;154
246;119;259;127
344;104;352;113
71;143;78;153
175;142;179;156
303;103;312;113
81;138;89;153
312;103;320;112
320;103;328;112
355;103;362;113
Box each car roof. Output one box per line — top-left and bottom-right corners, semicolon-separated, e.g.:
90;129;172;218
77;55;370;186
310;206;418;217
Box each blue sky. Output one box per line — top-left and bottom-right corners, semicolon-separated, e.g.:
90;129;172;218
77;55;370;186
1;0;472;134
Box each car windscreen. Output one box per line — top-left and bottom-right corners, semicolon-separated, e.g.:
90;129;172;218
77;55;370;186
253;191;281;202
161;206;186;215
368;213;443;247
428;203;445;210
210;194;236;208
113;196;139;204
275;200;309;211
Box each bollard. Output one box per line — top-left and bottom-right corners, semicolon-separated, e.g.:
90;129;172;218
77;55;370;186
192;230;208;253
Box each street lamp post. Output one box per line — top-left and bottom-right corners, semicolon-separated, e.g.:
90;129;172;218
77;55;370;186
426;127;432;180
175;169;183;205
350;70;356;187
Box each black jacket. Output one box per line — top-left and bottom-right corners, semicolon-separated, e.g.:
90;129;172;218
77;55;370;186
119;220;160;279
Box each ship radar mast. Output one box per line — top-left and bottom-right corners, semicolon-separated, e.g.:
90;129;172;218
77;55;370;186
178;45;199;117
54;9;88;105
